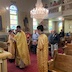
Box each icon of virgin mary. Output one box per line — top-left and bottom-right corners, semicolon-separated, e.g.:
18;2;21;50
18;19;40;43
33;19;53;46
23;16;29;31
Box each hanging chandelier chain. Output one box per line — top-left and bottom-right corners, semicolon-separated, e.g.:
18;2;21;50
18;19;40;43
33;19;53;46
36;0;43;7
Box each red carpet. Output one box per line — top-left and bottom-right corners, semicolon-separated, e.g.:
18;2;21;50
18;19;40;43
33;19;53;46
7;48;63;72
8;53;38;72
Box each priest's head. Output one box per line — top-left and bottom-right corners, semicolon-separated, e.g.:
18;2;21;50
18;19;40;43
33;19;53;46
16;25;21;32
37;25;44;34
8;29;13;34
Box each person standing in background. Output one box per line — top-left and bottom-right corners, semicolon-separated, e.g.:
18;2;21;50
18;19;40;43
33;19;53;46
50;30;60;58
44;4;48;8
31;30;39;54
25;31;31;51
59;29;65;38
50;2;53;7
7;29;15;62
37;25;48;72
48;30;53;43
53;1;58;6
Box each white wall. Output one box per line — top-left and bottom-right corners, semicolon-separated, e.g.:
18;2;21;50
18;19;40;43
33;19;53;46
64;19;72;33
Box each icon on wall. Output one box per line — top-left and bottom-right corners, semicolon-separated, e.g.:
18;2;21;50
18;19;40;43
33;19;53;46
23;16;29;31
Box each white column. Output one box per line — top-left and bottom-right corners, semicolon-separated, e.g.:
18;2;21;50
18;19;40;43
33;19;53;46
2;59;7;72
0;59;2;72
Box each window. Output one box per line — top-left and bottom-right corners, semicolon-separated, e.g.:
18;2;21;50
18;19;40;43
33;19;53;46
58;22;62;32
33;18;38;32
49;21;53;33
10;5;18;29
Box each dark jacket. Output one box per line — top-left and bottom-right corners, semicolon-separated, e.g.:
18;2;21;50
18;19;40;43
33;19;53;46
59;31;65;37
50;33;60;44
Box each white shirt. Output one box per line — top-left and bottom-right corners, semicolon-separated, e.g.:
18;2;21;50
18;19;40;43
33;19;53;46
32;33;39;42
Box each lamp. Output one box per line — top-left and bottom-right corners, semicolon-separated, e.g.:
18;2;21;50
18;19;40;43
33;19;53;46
58;16;64;21
30;0;49;19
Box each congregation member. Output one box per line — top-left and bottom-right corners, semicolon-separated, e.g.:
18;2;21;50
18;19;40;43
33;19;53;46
48;30;53;43
59;29;65;38
12;25;30;69
7;29;15;62
53;1;58;6
66;31;71;37
37;25;48;72
49;30;60;58
44;4;48;8
49;2;53;13
50;2;52;7
52;1;59;12
31;30;39;54
25;31;31;50
26;31;31;41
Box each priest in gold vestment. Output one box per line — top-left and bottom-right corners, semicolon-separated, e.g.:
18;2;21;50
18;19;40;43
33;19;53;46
7;30;15;62
37;25;48;72
13;25;30;69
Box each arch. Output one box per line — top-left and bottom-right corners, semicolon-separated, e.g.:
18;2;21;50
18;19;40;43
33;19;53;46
10;5;17;11
10;5;18;29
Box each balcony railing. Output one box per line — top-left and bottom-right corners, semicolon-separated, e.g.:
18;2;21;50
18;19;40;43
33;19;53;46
48;1;72;14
